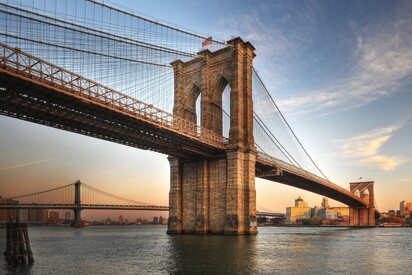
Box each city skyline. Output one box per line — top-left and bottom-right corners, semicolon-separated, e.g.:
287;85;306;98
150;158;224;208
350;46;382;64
1;0;412;216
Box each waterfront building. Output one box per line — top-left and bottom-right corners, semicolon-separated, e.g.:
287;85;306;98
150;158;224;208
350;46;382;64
49;211;60;221
311;206;320;217
286;197;312;224
400;200;412;211
400;200;406;210
295;196;308;208
28;209;48;222
65;212;71;221
321;197;329;209
318;207;349;221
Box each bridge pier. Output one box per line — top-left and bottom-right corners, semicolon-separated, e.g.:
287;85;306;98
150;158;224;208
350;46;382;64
168;37;257;235
73;208;82;225
72;180;83;227
349;181;376;227
168;148;257;235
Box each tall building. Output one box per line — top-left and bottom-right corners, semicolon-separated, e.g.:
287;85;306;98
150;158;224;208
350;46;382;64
400;200;406;210
286;197;312;224
398;200;412;216
321;197;329;209
311;206;320;217
400;200;412;211
295;196;308;208
28;209;48;222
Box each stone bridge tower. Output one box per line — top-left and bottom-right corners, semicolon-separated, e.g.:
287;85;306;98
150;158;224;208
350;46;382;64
168;37;257;234
349;181;376;226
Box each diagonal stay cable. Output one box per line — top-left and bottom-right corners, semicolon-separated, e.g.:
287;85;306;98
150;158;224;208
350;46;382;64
0;5;195;58
0;33;172;68
253;67;330;181
253;112;302;168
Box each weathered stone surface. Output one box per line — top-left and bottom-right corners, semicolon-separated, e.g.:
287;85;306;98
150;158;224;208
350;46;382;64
168;37;257;235
349;181;376;227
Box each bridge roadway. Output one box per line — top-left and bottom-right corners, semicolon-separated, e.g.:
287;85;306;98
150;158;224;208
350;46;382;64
0;43;366;209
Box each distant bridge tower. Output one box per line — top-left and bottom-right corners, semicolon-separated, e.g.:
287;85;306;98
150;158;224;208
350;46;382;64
168;37;257;234
349;181;375;226
73;180;82;226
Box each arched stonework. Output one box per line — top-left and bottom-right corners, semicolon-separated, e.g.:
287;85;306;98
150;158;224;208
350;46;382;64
182;84;201;123
349;181;375;226
171;37;255;147
168;37;257;235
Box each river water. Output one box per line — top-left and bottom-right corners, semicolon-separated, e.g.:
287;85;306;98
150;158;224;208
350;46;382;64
1;226;411;274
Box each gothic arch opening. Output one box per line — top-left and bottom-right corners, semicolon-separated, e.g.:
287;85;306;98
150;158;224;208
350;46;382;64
184;84;201;127
195;89;201;127
222;84;231;138
212;75;230;137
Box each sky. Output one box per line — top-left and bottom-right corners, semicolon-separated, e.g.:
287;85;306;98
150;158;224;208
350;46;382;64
1;0;411;219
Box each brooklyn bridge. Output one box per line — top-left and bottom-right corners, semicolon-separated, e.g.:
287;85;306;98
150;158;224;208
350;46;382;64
0;0;376;234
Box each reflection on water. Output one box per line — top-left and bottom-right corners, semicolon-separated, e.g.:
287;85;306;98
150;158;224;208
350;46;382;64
1;226;412;274
167;234;257;274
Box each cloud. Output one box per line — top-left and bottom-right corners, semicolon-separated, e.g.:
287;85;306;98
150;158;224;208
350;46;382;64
337;125;405;171
0;159;50;172
211;2;319;91
278;8;412;116
359;155;404;171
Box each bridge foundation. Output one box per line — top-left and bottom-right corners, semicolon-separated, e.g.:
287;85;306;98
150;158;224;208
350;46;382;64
72;180;83;227
168;37;257;235
349;181;375;227
168;148;257;235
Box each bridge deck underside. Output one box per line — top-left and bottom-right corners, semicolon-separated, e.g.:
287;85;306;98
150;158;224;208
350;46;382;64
256;163;365;207
0;72;225;159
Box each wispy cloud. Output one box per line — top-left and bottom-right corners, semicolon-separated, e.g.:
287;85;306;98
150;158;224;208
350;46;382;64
337;125;405;171
0;159;50;172
278;6;412;116
211;2;319;90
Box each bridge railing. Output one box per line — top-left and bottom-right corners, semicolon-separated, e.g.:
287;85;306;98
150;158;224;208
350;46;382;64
0;43;227;149
256;151;365;205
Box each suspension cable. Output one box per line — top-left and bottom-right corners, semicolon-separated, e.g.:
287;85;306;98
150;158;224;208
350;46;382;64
253;67;330;181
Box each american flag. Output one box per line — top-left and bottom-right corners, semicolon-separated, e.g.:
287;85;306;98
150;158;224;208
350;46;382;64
202;37;213;47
